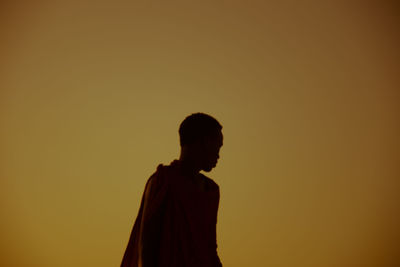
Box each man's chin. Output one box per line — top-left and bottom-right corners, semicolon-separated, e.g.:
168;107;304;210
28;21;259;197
203;165;215;172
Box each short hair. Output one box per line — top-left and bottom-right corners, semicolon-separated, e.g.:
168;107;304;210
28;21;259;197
179;112;222;147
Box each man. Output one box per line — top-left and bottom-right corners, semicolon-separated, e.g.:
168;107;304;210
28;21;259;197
121;112;224;267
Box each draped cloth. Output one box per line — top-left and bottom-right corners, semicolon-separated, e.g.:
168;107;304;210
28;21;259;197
121;159;223;267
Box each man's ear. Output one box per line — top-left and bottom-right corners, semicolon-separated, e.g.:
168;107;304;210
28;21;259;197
198;136;209;147
187;139;199;150
191;138;205;154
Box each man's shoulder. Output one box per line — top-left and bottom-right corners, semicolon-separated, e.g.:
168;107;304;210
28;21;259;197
151;161;220;191
148;162;179;183
145;163;172;188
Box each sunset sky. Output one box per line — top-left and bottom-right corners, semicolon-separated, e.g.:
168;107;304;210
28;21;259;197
1;1;399;266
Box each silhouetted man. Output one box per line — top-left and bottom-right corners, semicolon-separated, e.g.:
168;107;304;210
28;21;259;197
121;112;224;267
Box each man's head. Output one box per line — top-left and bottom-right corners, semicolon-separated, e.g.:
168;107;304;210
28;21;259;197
179;112;223;172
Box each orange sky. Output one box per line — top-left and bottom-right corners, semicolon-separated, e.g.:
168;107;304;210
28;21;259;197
1;1;399;266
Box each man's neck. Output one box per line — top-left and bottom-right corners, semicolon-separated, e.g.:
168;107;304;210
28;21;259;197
177;158;201;179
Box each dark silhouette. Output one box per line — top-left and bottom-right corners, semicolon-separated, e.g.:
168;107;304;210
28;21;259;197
121;112;224;267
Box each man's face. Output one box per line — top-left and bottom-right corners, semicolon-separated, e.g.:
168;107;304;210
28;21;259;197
199;130;223;172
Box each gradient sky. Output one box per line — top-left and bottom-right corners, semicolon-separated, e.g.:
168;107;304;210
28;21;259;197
1;1;399;266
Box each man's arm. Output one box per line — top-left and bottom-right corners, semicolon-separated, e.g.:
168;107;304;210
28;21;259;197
213;186;223;267
139;175;167;267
